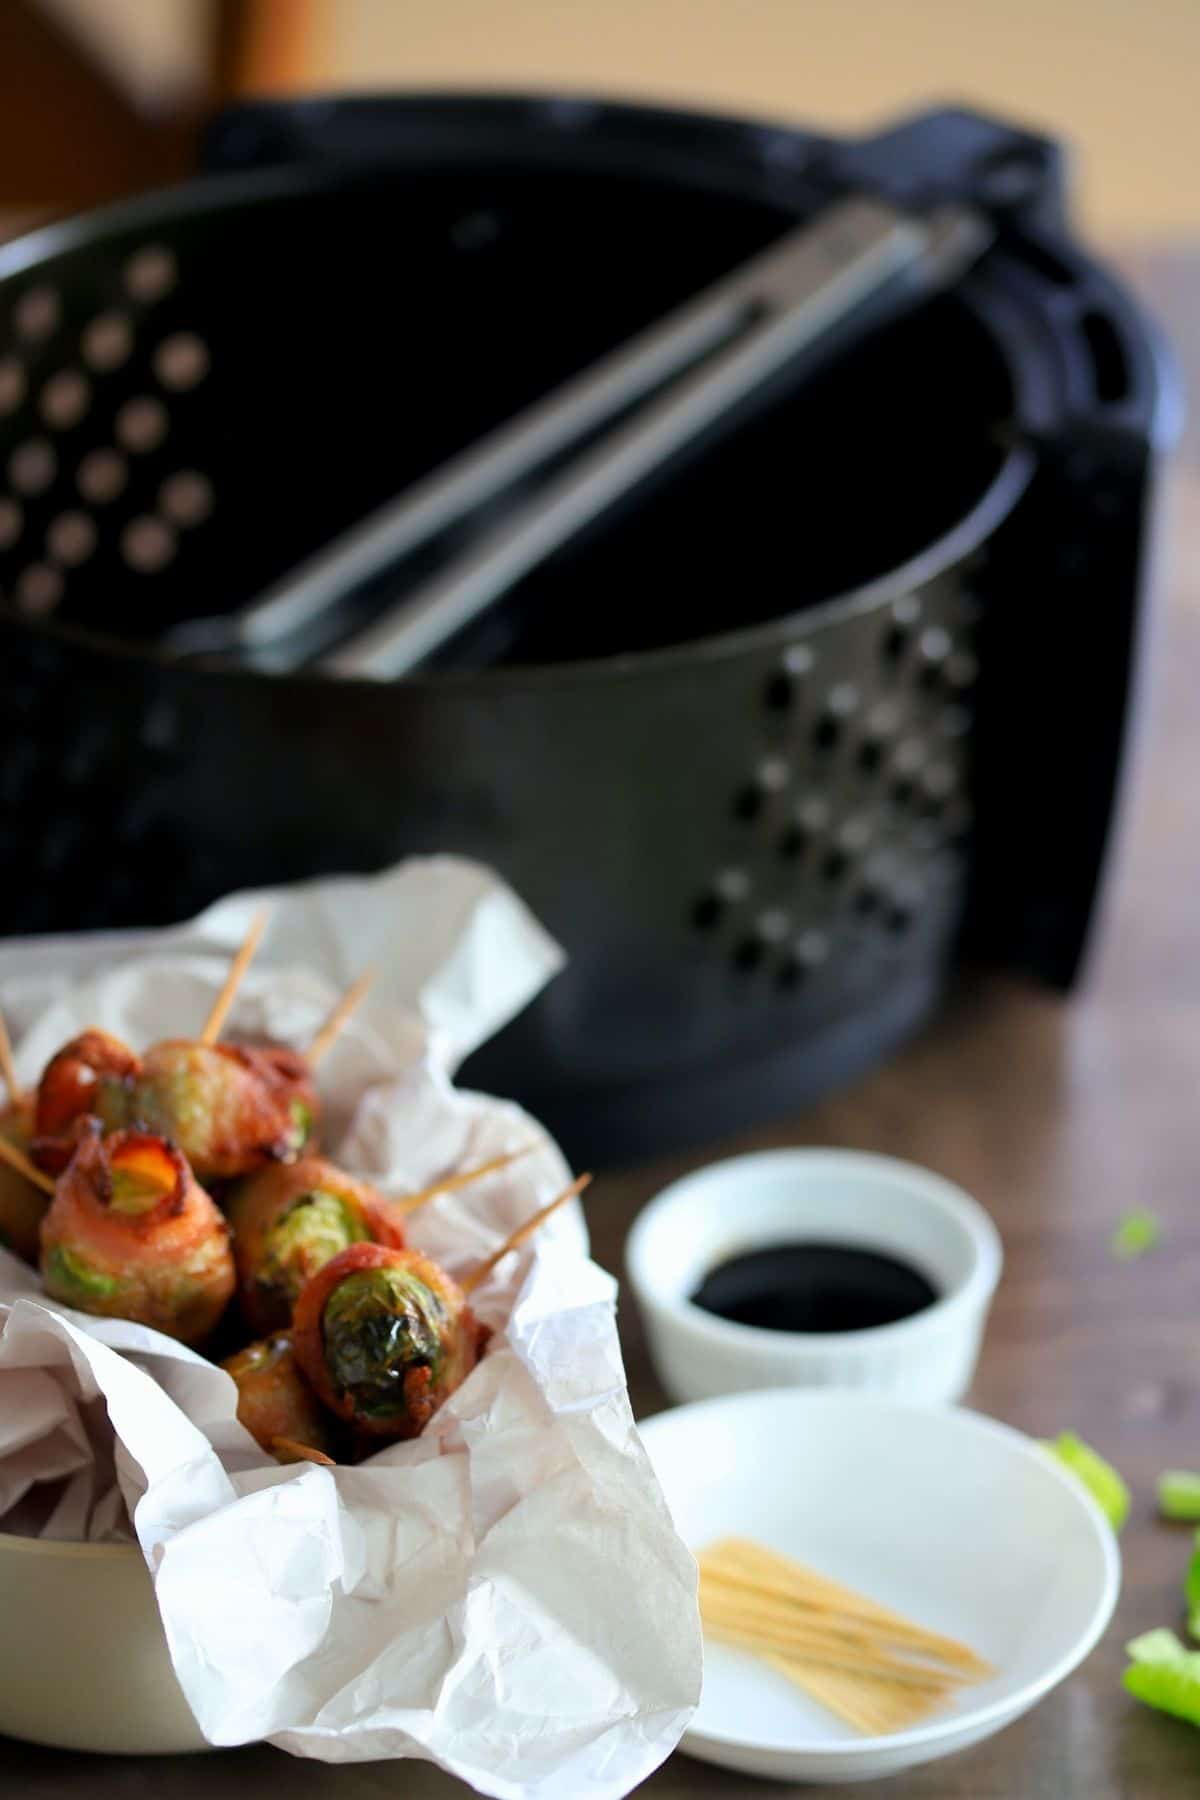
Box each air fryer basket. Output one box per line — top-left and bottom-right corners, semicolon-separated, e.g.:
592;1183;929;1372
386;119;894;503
0;98;1172;1159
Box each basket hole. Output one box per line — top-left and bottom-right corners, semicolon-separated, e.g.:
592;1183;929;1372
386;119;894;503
778;823;808;860
124;246;177;303
77;448;129;504
917;626;952;689
944;650;979;691
8;438;56;495
765;646;814;712
0;358;26;417
47;511;97;567
857;738;883;774
82;312;134;372
757;909;791;945
885;902;914;934
154;333;209;392
788;930;830;976
822;848;849;883
40;370;91;430
691;893;723;931
16;563;63;616
159;470;213;527
733;784;763;822
893;739;927;781
121;515;176;572
15;287;61;342
920;764;957;813
0;498;22;551
854;887;879;916
716;868;752;903
892;778;915;808
814;691;855;750
883;596;921;661
116;396;168;453
733;937;765;972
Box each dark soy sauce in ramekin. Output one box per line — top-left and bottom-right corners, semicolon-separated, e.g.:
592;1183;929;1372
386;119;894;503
691;1243;939;1333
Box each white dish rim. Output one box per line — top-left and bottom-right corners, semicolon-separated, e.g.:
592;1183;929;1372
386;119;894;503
638;1387;1121;1760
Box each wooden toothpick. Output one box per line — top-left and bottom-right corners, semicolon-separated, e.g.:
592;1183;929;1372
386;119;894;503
0;1132;55;1196
0;1003;21;1111
394;1144;538;1218
198;909;269;1047
271;1436;336;1467
307;969;374;1066
461;1172;592;1296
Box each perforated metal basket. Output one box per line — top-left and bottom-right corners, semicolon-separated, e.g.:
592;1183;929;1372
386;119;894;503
0;96;1172;1159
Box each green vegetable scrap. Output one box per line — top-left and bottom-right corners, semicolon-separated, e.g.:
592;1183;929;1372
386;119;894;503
1111;1209;1162;1260
1042;1431;1130;1533
1186;1532;1200;1641
1160;1471;1200;1523
1124;1630;1200;1727
1130;1629;1190;1666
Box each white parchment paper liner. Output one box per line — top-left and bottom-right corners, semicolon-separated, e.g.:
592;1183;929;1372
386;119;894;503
0;858;701;1797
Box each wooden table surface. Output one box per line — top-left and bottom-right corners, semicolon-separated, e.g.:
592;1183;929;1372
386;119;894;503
5;246;1199;1798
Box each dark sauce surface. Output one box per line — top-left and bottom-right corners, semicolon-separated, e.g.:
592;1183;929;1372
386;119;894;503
691;1242;939;1334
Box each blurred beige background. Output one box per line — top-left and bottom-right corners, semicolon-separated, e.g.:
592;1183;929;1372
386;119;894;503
11;0;1194;240
318;0;1195;239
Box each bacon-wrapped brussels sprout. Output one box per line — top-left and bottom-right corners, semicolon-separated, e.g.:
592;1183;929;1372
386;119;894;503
221;1330;336;1462
40;1126;235;1344
293;1243;487;1441
33;1034;318;1183
226;1156;406;1334
33;1030;141;1172
0;1103;47;1263
120;1040;319;1180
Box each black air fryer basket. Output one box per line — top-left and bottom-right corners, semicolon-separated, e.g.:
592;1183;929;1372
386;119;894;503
0;97;1175;1160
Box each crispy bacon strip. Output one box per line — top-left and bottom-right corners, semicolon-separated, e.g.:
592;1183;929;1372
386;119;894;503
33;1030;140;1169
227;1155;405;1335
40;1126;235;1344
292;1243;486;1441
221;1330;336;1461
122;1040;320;1181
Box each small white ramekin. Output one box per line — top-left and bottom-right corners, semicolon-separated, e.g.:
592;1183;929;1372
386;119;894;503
626;1149;1002;1406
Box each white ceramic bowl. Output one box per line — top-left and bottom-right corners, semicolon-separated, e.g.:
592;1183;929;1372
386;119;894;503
639;1389;1120;1784
626;1149;1002;1405
0;1532;208;1754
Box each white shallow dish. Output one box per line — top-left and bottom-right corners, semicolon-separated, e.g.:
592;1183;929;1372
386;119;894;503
639;1390;1119;1785
627;1149;1003;1406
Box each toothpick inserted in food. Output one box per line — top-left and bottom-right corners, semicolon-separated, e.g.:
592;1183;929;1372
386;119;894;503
460;1172;592;1296
199;909;269;1047
307;969;374;1065
0;1132;55;1195
0;1003;22;1110
394;1144;539;1217
271;1435;337;1467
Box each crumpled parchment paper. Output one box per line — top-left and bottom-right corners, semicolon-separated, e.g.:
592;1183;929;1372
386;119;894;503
0;858;700;1798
